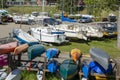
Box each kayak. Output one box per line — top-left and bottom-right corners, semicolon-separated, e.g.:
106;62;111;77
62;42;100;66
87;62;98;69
5;69;21;80
13;44;29;55
0;41;18;55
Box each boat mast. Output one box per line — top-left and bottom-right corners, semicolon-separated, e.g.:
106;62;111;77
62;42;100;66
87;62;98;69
42;0;45;12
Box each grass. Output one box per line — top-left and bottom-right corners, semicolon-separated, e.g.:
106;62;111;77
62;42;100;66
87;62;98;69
45;37;120;58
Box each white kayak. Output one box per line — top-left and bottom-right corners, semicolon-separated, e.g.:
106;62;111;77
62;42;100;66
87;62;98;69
37;70;43;80
0;69;7;80
5;69;21;80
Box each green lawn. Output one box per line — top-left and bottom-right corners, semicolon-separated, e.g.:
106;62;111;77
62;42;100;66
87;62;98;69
45;37;120;58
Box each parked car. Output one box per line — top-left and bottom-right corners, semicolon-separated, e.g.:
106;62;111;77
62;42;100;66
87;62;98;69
79;17;93;23
43;18;62;26
102;23;117;37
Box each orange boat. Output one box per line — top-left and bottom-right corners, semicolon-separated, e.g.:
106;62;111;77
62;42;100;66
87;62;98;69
13;44;29;55
0;41;18;55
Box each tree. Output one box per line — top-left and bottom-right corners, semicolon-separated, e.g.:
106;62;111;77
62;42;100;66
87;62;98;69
0;0;7;8
57;0;79;14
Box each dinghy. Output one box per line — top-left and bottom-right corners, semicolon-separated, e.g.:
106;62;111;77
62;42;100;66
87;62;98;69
89;48;110;70
5;69;21;80
27;44;46;60
0;69;7;80
37;70;43;80
13;43;29;55
30;27;68;44
0;41;18;55
60;59;78;80
12;29;39;44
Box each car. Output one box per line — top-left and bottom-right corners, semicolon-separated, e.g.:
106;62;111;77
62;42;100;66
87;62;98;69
79;17;93;23
43;18;62;26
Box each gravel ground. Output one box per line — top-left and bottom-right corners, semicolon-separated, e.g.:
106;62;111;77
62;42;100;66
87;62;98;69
0;22;39;38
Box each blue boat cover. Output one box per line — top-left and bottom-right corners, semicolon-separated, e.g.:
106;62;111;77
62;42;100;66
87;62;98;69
47;60;59;73
61;13;77;22
82;61;112;78
46;48;60;60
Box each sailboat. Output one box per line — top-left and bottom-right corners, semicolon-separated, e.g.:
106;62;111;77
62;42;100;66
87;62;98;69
55;23;88;40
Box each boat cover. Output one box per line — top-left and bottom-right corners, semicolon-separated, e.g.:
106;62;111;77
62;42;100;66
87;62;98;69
89;47;110;70
46;48;60;60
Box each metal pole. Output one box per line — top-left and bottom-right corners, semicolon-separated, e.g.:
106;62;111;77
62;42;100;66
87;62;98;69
117;7;120;48
42;0;45;12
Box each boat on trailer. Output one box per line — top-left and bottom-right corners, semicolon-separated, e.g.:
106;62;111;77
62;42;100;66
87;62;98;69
12;29;39;44
30;27;68;44
55;23;88;40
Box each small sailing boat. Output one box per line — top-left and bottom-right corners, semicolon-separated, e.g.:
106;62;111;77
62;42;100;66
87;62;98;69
89;47;110;70
5;69;21;80
13;43;29;55
0;41;18;55
60;59;78;80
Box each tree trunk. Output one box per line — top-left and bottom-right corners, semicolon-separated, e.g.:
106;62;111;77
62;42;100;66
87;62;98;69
117;7;120;48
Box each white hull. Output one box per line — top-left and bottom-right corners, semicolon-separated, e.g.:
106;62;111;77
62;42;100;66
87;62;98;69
55;24;88;40
5;69;21;80
31;27;68;44
37;71;43;80
13;29;39;43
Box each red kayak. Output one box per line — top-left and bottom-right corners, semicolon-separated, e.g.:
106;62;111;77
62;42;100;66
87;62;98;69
0;41;18;55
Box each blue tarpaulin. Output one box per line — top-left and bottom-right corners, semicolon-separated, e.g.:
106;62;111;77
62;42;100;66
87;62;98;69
82;61;112;78
46;48;60;60
61;13;77;22
47;60;59;73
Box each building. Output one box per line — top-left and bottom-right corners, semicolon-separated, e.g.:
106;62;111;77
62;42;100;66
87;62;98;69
6;0;57;6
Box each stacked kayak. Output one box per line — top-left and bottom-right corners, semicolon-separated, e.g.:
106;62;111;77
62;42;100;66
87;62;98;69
0;41;18;55
28;44;46;60
60;59;78;80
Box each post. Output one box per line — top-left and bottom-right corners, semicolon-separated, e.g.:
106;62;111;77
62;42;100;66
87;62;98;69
42;0;45;12
117;7;120;48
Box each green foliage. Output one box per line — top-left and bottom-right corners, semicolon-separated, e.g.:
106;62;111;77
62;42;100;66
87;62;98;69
0;0;7;8
57;0;79;14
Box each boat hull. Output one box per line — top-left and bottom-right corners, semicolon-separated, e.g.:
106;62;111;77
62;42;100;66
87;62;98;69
0;42;18;55
13;44;29;55
31;27;68;44
89;48;110;70
28;44;45;60
5;69;21;80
